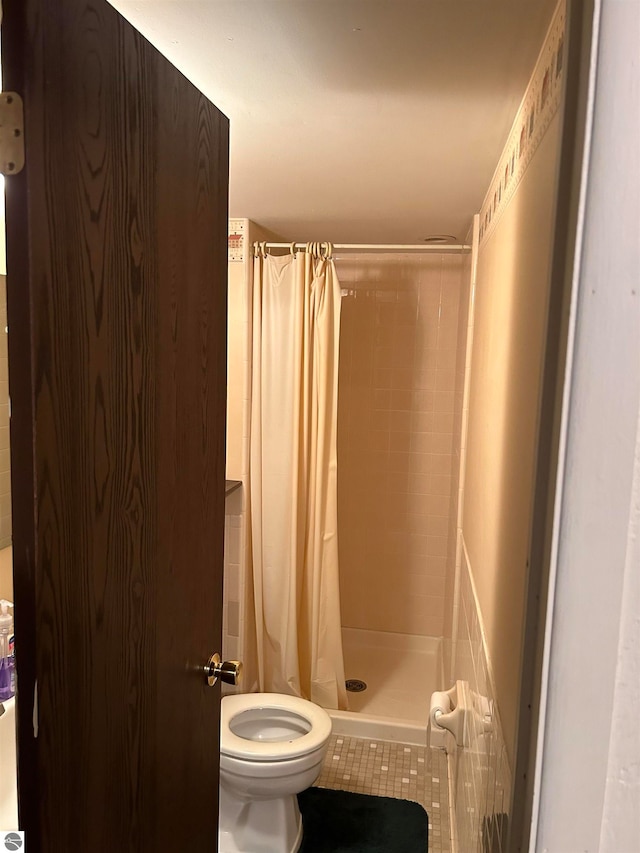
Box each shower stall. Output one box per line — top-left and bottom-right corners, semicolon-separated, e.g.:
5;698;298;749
330;249;470;744
223;228;472;746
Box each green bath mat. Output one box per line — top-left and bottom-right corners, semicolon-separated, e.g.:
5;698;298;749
297;787;429;852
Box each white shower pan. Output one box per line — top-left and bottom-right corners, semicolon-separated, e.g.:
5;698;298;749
330;628;443;746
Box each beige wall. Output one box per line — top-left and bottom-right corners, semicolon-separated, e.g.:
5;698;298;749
462;110;562;761
336;253;465;636
223;219;286;691
225;255;247;481
226;220;286;480
443;242;473;675
0;546;12;602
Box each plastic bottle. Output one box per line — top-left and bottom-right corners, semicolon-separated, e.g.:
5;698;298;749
0;599;15;701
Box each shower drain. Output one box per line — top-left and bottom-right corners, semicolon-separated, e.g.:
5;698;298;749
345;679;367;693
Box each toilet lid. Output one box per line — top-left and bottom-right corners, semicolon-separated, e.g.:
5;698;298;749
220;693;332;761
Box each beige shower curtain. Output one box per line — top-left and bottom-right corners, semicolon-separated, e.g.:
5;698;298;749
249;243;347;710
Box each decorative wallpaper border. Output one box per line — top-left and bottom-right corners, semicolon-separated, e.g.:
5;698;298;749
479;2;566;245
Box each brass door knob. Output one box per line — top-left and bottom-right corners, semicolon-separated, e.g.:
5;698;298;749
205;653;243;687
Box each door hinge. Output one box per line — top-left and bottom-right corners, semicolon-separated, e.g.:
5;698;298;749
0;92;24;175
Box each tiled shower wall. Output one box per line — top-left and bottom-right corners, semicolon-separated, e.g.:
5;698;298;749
336;254;465;637
451;544;512;853
222;488;244;665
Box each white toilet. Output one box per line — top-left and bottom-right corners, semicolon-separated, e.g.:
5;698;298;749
218;692;332;853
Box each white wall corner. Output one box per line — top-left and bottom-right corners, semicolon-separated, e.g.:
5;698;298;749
533;0;640;848
598;407;640;852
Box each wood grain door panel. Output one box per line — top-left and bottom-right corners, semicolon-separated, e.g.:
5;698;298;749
2;1;229;849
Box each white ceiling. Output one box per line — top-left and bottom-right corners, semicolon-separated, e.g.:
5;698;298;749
111;1;558;243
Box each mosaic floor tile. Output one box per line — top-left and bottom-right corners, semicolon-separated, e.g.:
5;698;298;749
315;734;452;853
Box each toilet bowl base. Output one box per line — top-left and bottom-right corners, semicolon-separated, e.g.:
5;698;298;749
218;786;304;853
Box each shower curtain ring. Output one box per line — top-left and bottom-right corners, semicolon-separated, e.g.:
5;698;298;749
289;242;297;257
261;241;269;259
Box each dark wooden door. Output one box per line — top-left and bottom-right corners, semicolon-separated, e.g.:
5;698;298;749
2;1;229;850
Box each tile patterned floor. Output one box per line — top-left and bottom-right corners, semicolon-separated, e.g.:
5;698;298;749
315;733;452;853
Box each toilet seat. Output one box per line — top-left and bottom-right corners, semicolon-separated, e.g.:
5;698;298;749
220;693;332;762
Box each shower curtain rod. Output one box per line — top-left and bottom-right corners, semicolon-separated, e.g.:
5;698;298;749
257;242;471;252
